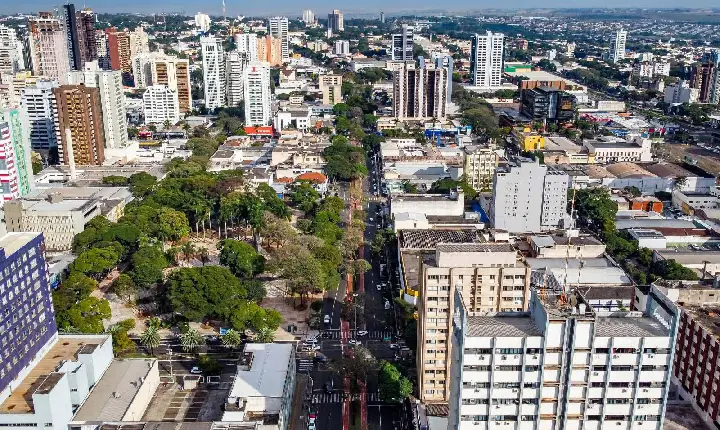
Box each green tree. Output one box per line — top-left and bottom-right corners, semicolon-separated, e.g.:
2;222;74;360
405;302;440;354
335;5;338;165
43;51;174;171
218;239;266;278
179;328;205;352
140;325;161;355
130;246;169;288
56;296;111;333
329;345;377;394
128;172;157;197
198;355;222;375
112;274;136;303
109;320;137;356
378;360;413;403
289;180;320;212
102;175;129;186
221;329;243;349
157;207;191;241
254;327;275;343
71;246;120;279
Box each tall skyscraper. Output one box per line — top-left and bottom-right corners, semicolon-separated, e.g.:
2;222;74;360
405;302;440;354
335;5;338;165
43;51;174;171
435;56;454;101
392;62;449;120
226;51;249;107
235;33;259;62
143;85;180;125
132;53;191;113
470;31;505;89
21;79;58;152
0;122;23;201
95;29;109;70
391;24;414;61
53;85;105;165
609;29;627;63
380;12;385;23
0;108;35;196
28;13;70;84
62;4;82;70
201;36;226;110
268;17;289;63
257;35;283;66
302;9;315;26
77;9;97;64
105;28;131;84
68;61;128;149
243;62;271;126
0;26;23;75
128;26;150;60
327;10;344;33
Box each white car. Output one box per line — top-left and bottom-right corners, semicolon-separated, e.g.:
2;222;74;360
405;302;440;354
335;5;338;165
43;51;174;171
389;343;399;349
356;330;368;337
348;339;361;346
303;344;321;352
376;284;382;291
190;366;202;374
384;301;391;310
323;315;331;324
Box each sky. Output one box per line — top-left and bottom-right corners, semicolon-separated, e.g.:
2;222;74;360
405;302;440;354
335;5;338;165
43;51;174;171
1;0;720;16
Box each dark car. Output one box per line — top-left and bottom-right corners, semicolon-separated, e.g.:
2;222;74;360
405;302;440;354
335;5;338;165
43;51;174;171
324;381;333;394
314;354;328;363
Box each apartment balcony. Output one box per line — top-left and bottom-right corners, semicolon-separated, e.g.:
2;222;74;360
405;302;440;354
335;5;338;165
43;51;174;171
490;403;519;416
637;387;664;398
539;402;557;415
460;404;489;415
494;371;522;383
572;352;591;365
520;403;539;415
607;371;636;382
604;420;630;430
631;421;661;430
495;354;523;365
637;370;667;382
544;352;562;365
463;371;491;383
642;353;670;366
570;369;589;381
465;354;490;365
611;354;640;366
634;403;662;415
493;388;522;398
462;387;489;398
604;404;632;415
567;386;586;399
592;353;609;365
606;387;634;398
543;369;561;382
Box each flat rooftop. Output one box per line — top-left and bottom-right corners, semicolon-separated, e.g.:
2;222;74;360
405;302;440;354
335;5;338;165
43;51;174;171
676;305;720;337
594;316;669;337
436;243;514;253
399;229;485;250
391;193;460;203
465;316;542;338
544;136;581;152
526;257;611;270
549;267;632;286
0;337;105;414
73;359;156;421
0;232;40;257
229;343;292;399
616;219;698;230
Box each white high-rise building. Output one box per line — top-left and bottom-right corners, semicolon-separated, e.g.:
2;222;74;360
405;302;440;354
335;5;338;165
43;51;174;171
20;79;58;151
268;17;289;63
68;61;128;148
234;33;259;62
142;85;180;125
391;24;414;61
0;26;23;75
333;40;350;56
201;36;226;110
28;14;70;85
194;13;211;32
448;288;677;430
132;52;192;113
128;26;150;60
393;61;449;120
226;51;249;107
327;10;344;32
609;29;627;63
490;158;569;233
470;31;505;89
243;62;271;126
302;10;315;25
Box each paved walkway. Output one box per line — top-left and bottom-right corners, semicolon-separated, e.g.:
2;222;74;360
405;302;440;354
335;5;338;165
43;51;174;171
290;374;310;430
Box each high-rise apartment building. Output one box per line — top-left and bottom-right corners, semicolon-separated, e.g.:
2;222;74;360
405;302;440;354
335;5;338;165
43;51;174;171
448;288;677;430
706;49;720;104
28;13;70;85
95;29;109;70
257;35;284;67
391;24;414;61
142;85;180;125
194;13;211;32
132;52;191;113
243;62;271;126
105;28;131;83
392;61;449;120
226;51;249;107
334;40;350;56
609;29;627;63
302;9;315;25
380;12;385;24
470;31;505;89
201;36;226;110
62;4;95;70
235;33;259;62
268;17;289;63
0;122;21;200
128;26;150;60
53;85;105;165
0;26;23;75
0;108;35;197
463;145;499;192
68;61;128;149
21;79;58;152
319;74;343;105
490;158;569;233
327;10;344;33
435;56;454;101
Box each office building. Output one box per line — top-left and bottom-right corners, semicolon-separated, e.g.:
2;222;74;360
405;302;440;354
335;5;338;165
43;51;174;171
235;32;259;62
391;24;414;61
194;12;211;32
328;10;344;33
128;26;149;60
201;36;226;110
21;79;58;152
463;145;499;192
226;51;249;107
319;74;342;105
705;50;720;104
470;32;505;89
0;108;34;196
664;80;699;104
94;29;109;70
132;52;191;113
448;287;677;430
142;85;180;125
609;29;627;63
105;28;131;83
68;61;128;149
393;61;449;120
268;17;289;62
0;232;58;402
28;13;70;85
0;26;23;75
243;62;271;126
520;86;576;123
302;9;315;25
222;343;296;429
490;158;569;233
334;40;350;56
53;85;105;165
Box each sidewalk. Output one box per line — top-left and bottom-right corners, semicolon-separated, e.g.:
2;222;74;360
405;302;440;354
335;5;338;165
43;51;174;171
290;374;310;430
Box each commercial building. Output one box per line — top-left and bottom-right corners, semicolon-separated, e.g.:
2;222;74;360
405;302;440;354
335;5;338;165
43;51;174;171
142;85;180;125
609;29;627;63
664;80;699;104
53;85;105;165
132;52;191;113
94;29;108;70
226;51;249;108
520;86;576;123
327;10;344;33
105;28;131;80
268;17;289;63
448;287;677;430
583;136;652;163
333;40;350;56
393;62;449;120
390;190;465;218
392;24;414;61
512;127;545;151
194;12;211;32
0;109;35;197
463;145;499;191
68;61;128;149
302;9;315;25
243;62;271;127
471;32;505;89
20;79;58;151
201;36;226;110
28;13;70;85
222;343;296;430
4;187;133;251
0;25;23;75
235;32;259;62
319;74;342;105
490;158;569;233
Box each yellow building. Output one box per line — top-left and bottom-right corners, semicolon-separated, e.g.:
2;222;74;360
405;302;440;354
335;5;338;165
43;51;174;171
512;127;545;151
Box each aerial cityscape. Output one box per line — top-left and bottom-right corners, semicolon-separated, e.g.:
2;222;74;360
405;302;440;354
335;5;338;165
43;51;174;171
1;4;720;430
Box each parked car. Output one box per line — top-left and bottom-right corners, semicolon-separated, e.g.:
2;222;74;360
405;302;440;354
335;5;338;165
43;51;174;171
348;339;361;346
190;366;202;374
323;314;331;324
303;344;321;352
356;330;368;337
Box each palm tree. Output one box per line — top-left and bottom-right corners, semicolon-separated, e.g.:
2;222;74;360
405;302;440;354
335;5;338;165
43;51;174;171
221;329;243;350
140;326;160;356
147;317;163;330
181;241;196;262
198;247;210;265
167;247;181;265
163;119;172;132
254;327;275;343
180;328;205;352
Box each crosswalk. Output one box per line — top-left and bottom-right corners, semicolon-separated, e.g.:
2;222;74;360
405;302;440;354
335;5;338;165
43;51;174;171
297;359;313;373
323;330;393;340
311;392;381;404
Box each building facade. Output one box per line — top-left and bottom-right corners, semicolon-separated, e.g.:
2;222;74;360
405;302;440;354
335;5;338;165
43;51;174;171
319;74;342;105
142;85;180;125
53;85;105;165
520;87;576;123
243;62;271;126
302;9;315;25
201;36;226;110
132;53;191;113
0;109;34;197
127;26;149;60
609;29;627;63
471;32;505;89
664;80;699;104
235;33;259;62
393;62;449;120
463;145;499;192
28;13;70;85
334;40;350;56
21;80;58;152
0;122;20;200
0;25;23;75
268;17;289;63
194;13;211;32
327;10;344;33
226;51;249;107
105;28;131;83
392;24;414;61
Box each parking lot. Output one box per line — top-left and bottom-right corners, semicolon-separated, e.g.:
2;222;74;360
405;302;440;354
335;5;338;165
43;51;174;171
142;376;233;422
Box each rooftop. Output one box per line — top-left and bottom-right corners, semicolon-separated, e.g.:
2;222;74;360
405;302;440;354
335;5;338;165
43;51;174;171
0;232;41;258
548;267;633;286
436;243;514;253
544;136;581;152
526;257;612;270
643;162;694;179
655;248;720;265
228;343;292;399
465;315;542;338
616;219;699;230
682;305;720;337
399;229;485;250
594;316;669;337
605;162;655;179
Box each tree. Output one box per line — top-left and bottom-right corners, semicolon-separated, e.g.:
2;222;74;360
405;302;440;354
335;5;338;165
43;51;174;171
378;360;413;403
112;274;136;303
179;328;205;352
56;296;111;333
140;325;161;355
289;181;320;212
221;329;243;349
130;246;169;288
254;327;275;343
242;279;267;303
218;239;265;278
157;207;191;241
102;175;128;186
181;241;197;262
71;246;120;279
128;172;157;197
109;319;137;356
330;345;377;394
198;355;222;375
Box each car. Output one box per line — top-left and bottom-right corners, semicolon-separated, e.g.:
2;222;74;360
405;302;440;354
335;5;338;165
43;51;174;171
190;366;202;374
324;381;333;394
348;339;361;346
384;301;391;310
389;343;399;349
314;354;328;363
323;315;331;324
303;344;321;352
303;340;318;348
376;284;382;291
308;423;316;430
356;330;368;337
